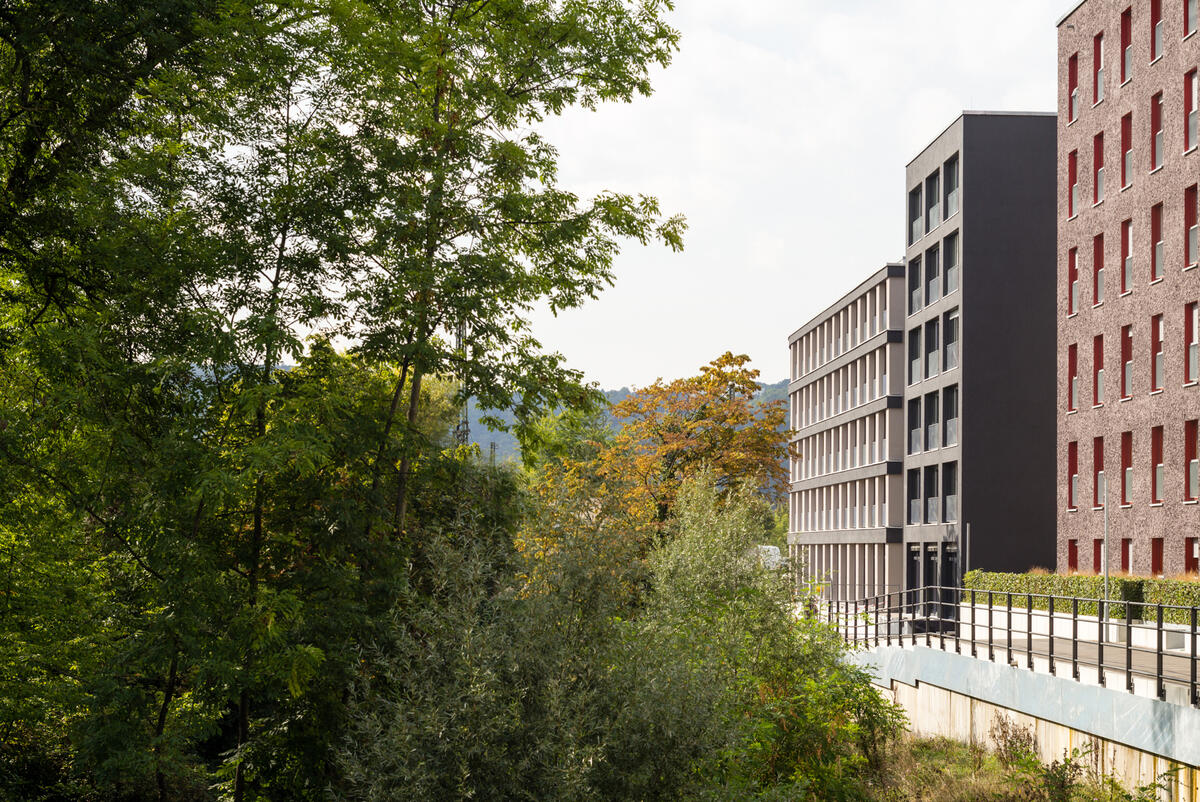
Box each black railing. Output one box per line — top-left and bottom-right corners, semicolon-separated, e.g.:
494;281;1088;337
821;585;1200;708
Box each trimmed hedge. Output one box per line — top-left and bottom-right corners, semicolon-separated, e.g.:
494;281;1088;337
963;570;1143;619
1143;578;1200;625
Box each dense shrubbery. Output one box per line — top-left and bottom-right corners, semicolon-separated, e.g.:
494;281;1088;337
966;570;1200;624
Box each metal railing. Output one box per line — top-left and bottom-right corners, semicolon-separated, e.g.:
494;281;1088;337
823;585;1200;708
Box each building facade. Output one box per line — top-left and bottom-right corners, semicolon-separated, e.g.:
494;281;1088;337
1057;0;1200;577
787;265;907;601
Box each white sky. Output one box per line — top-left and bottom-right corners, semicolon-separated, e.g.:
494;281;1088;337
528;0;1064;389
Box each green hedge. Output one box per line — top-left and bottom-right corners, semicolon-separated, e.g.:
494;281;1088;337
1143;578;1200;625
962;570;1143;619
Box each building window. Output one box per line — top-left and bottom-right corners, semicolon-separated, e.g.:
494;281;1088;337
1189;0;1199;39
1069;53;1080;122
1152;93;1164;170
1094;233;1105;304
1187;302;1200;382
943;462;958;523
926;171;941;233
944;232;959;294
1187;184;1199;267
944;155;960;218
1187;419;1199;500
1121;8;1133;82
909;186;921;246
1152;0;1164;60
1187;537;1200;575
1121;324;1133;397
925;319;939;379
1121;113;1133;188
944;310;959;371
1152;313;1165;390
1068;247;1079;313
1068;343;1079;410
1187;70;1198;151
1068;440;1079;509
1069;150;1079;216
1068;539;1079;572
1094;132;1105;203
908;398;921;455
1152;203;1164;280
925;390;940;451
1152;425;1165;503
908;258;922;314
925;245;940;306
924;465;939;523
1121;538;1132;572
943;384;959;446
1094;538;1105;573
1121;219;1133;293
1094;333;1105;405
908;327;921;384
1094;435;1106;508
1121;431;1133;504
1152;537;1165;577
907;469;921;525
1094;32;1105;103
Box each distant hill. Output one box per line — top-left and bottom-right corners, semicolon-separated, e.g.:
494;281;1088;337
468;378;788;464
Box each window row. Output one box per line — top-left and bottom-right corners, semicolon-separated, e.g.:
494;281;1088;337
792;410;891;481
905;462;959;525
907;385;960;456
792;282;890;380
1067;187;1199;313
792;475;892;533
1067;1;1199;126
1064;536;1198;578
1066;421;1200;509
907;309;960;385
908;153;960;246
908;231;960;315
1066;304;1200;409
793;346;891;428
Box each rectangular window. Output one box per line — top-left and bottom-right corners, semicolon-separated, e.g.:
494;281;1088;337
924;465;939;524
1094;334;1105;405
1069;53;1080;122
944;232;959;294
1122;7;1133;82
1094;233;1105;304
1152;93;1164;170
1187;537;1200;575
1069;343;1079;410
925;319;939;379
1152;203;1164;280
1121;431;1133;504
1094;33;1105;103
1152;425;1165;503
1121;539;1132;572
1069;150;1079;216
1068;440;1079;508
943;385;959;446
925;245;940;305
1094;132;1105;203
1152;313;1165;390
909;186;921;246
1122;219;1133;293
1187;301;1200;382
907;468;921;525
1153;0;1164;59
924;391;939;451
1190;0;1199;38
1094;539;1105;573
908;258;921;314
1187;419;1199;500
1068;539;1079;572
1094;436;1106;508
908;327;921;384
1187;184;1199;267
1187;70;1198;151
942;462;958;523
925;172;941;233
944;309;959;371
908;398;921;455
1121;323;1133;397
944;155;960;218
1069;247;1079;313
1122;113;1133;187
1152;538;1164;577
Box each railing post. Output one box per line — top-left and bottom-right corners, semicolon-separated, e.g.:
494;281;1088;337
954;586;961;655
1156;604;1165;701
926;585;932;649
1125;601;1134;694
1072;597;1079;681
1192;607;1198;707
1006;592;1013;667
886;592;892;647
970;589;977;658
987;591;994;662
1026;594;1034;670
939;586;946;652
1048;596;1056;675
1097;598;1106;688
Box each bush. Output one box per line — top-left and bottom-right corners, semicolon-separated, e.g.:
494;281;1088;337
1142;577;1200;625
963;570;1143;619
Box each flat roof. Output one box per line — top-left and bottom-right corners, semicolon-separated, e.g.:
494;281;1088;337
905;111;1057;169
1057;0;1089;27
788;262;904;343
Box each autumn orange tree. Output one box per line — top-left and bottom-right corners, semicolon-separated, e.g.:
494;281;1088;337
596;352;792;529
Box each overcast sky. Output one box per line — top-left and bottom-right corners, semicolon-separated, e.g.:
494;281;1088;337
525;0;1064;389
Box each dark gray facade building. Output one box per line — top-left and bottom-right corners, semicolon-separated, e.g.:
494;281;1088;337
901;112;1060;591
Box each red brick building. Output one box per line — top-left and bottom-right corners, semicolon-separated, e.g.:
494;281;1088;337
1058;0;1200;577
